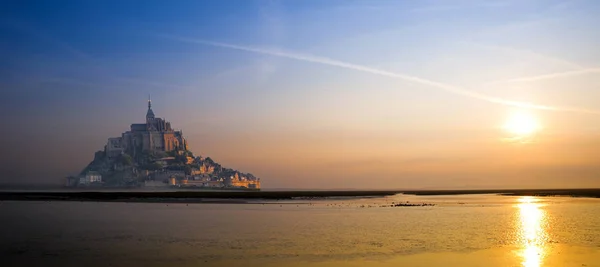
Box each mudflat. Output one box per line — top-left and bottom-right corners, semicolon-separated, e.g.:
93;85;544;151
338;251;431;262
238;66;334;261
1;188;599;203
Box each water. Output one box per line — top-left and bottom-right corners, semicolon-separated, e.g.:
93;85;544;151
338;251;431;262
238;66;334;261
1;194;600;267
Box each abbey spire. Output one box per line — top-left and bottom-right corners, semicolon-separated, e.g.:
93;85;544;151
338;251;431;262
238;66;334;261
146;95;155;120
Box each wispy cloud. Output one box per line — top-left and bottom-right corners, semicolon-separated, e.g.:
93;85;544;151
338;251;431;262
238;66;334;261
1;18;93;61
116;77;192;90
255;0;286;83
466;2;599;86
158;34;600;115
472;41;600;85
489;68;600;84
462;41;585;70
1;19;194;92
410;0;514;13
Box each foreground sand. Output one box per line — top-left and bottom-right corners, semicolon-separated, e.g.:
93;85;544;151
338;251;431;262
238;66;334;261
1;188;600;203
203;245;600;267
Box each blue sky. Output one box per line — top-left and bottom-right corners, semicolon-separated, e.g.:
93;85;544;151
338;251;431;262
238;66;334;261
1;0;600;188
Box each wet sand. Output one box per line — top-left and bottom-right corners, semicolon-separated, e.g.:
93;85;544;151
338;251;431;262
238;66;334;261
13;245;598;267
204;245;600;267
0;188;599;203
0;190;400;203
3;196;600;267
403;188;600;198
272;245;600;267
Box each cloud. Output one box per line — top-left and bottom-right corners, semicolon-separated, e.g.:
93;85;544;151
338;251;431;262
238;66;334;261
490;68;600;84
323;156;470;170
465;27;600;85
158;34;600;115
1;19;194;93
473;42;600;85
461;41;585;70
255;0;286;83
1;19;94;61
410;0;514;13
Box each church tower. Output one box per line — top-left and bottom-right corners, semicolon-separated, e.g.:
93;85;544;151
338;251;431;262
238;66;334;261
146;95;157;131
146;95;157;150
146;95;155;121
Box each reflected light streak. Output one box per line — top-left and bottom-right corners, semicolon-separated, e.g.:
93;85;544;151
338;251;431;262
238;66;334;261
517;196;548;267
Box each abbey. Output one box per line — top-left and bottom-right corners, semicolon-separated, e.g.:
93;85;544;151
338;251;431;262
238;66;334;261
70;97;260;189
105;98;188;158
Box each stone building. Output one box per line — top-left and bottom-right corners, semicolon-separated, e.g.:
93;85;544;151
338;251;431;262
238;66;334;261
105;98;188;158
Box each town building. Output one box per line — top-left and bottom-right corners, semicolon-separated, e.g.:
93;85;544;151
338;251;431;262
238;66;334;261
65;176;78;187
79;171;102;185
228;173;261;189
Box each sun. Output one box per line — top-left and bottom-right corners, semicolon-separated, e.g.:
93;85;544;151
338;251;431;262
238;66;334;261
504;111;540;136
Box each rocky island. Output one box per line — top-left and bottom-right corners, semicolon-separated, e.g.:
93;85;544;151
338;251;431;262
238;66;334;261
65;98;260;190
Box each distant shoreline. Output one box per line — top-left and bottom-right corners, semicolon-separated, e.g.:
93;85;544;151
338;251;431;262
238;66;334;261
0;190;399;202
402;188;600;198
0;188;599;203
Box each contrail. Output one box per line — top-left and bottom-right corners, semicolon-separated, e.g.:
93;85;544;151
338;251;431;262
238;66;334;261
471;42;600;85
460;41;585;70
497;68;600;83
160;34;600;115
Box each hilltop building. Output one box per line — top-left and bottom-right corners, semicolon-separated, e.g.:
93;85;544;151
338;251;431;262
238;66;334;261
105;98;188;158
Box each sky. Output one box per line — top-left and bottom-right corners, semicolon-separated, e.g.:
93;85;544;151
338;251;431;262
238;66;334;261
1;0;600;189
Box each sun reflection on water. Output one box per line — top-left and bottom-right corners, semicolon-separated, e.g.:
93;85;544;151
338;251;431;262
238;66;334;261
517;196;548;267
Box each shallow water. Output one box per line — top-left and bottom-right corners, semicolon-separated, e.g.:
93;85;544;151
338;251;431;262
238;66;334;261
1;194;600;267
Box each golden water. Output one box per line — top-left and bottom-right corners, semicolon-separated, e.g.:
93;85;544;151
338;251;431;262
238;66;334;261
1;194;599;266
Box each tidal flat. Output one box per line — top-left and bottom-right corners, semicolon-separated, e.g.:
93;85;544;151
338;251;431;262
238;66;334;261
2;194;600;267
1;188;599;203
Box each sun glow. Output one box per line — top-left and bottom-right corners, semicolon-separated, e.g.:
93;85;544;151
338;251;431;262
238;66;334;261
504;111;540;136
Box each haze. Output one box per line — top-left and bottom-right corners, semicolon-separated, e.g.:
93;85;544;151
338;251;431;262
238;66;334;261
1;0;600;189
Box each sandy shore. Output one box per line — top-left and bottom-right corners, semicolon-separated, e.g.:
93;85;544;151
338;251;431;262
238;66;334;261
0;188;599;203
402;188;600;198
204;244;600;267
0;190;400;203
